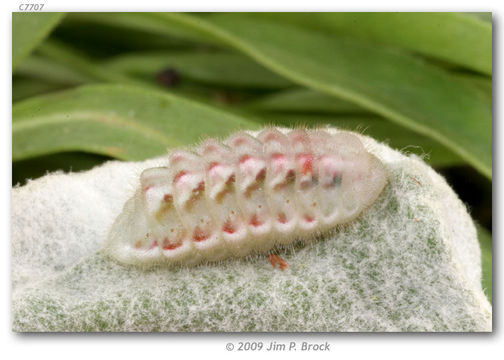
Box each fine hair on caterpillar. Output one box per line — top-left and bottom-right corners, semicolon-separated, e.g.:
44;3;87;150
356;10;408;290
104;127;388;269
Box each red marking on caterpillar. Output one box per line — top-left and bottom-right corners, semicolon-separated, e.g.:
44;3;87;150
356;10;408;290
278;212;288;224
249;214;263;227
304;215;315;223
240;154;253;164
162;239;182;250
173;170;188;184
223;220;236;234
271;153;285;161
208;162;220;171
225;174;235;185
193;181;205;194
193;227;209;242
105;128;388;267
299;154;314;175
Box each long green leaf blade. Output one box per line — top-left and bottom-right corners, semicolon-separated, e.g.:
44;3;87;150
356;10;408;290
103;51;292;89
246;12;492;75
37;41;141;85
12;84;258;161
12;12;66;71
15;55;95;85
65;12;220;46
157;13;491;178
242;88;369;114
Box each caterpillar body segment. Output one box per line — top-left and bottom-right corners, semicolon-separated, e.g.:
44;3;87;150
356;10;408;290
104;128;388;267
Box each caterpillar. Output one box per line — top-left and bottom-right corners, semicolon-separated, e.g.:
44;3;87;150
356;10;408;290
104;128;387;268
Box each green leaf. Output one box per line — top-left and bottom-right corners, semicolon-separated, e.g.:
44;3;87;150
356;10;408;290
12;84;259;161
55;16;199;57
247;113;464;168
65;12;221;46
476;224;492;303
244;12;492;75
454;73;492;100
156;13;491;179
103;51;292;89
36;40;141;85
15;55;95;86
12;12;66;71
466;12;492;23
12;76;68;102
243;75;490;116
242;88;369;114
